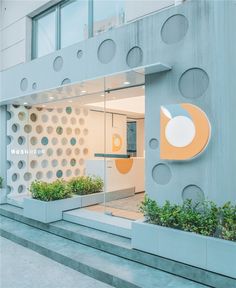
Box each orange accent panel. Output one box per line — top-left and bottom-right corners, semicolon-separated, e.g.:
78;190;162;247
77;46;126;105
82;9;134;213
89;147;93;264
115;159;134;174
160;103;211;160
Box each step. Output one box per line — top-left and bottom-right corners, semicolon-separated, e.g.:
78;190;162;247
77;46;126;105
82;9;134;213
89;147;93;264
0;215;208;288
0;204;235;288
63;208;132;238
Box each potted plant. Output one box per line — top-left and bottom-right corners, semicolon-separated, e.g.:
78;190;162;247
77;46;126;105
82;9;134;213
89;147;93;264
0;176;7;204
23;176;104;223
131;196;236;278
67;176;104;207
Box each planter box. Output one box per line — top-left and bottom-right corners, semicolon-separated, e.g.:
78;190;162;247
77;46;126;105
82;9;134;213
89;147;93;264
23;192;105;223
132;220;236;278
0;188;7;204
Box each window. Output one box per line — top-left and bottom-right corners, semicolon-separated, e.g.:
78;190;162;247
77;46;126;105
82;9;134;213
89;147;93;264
32;0;126;59
93;0;125;36
34;9;56;58
60;1;88;48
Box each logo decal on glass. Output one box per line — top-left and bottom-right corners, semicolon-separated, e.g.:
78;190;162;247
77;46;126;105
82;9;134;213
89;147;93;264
160;103;211;160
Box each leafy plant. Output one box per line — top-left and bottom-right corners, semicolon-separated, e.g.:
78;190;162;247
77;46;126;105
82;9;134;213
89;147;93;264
68;176;103;195
0;177;3;189
30;179;72;201
139;195;236;242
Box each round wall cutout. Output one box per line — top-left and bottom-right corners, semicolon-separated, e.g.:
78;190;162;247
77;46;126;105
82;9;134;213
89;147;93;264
53;56;63;72
97;39;116;64
152;163;172;185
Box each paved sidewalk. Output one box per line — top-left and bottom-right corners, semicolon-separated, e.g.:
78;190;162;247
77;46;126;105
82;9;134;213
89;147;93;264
0;237;113;288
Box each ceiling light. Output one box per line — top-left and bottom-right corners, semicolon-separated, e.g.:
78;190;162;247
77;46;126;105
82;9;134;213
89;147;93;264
123;81;130;85
49;96;54;100
81;90;87;93
142;85;145;89
68;100;73;103
23;102;28;105
100;94;105;97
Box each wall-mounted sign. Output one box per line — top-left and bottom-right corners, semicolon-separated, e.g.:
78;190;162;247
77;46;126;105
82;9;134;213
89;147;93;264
160;103;211;160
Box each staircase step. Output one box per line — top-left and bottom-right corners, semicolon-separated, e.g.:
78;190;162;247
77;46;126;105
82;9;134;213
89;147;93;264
0;204;234;288
0;215;207;288
63;208;132;238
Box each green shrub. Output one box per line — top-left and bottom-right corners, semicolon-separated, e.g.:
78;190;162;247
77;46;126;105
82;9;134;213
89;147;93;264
30;179;72;201
68;176;103;195
139;195;236;242
0;177;3;189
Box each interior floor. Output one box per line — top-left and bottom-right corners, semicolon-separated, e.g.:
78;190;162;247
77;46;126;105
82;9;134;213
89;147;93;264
86;192;145;220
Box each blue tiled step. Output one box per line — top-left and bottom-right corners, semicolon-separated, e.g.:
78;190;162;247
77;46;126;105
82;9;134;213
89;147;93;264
0;215;207;288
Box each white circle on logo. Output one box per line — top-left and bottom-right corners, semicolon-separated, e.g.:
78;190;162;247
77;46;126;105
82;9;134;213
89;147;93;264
165;116;196;147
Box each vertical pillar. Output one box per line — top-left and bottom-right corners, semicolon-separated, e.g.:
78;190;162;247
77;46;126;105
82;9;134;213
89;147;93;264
0;105;7;188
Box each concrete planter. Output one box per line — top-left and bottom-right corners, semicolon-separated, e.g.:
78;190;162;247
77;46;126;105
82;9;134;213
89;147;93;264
23;192;104;223
0;188;7;204
132;220;236;278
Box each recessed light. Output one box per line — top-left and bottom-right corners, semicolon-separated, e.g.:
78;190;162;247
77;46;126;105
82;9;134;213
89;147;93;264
81;90;87;93
49;96;54;100
123;81;130;85
100;94;105;97
142;85;145;89
23;102;28;105
68;100;73;103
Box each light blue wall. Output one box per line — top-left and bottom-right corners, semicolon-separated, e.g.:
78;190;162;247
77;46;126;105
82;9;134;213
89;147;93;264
0;106;7;187
145;0;236;205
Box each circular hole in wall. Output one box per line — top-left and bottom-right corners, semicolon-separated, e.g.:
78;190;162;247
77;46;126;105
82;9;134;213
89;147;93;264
32;82;37;90
66;170;72;177
61;138;68;145
66;148;72;156
41;137;49;145
41;159;48;168
18;136;26;145
126;46;143;68
47;126;53;134
79;158;84;165
152;163;172;185
70;158;76;167
7;186;12;194
57;148;63;156
56;170;63;178
12;123;20;133
12;104;20;108
24;172;32;181
97;39;116;64
30;160;38;169
18;112;26;121
30;113;37;122
47;148;53;157
77;49;83;59
61;159;67;167
70;138;77;146
57;108;63;113
179;68;209;99
36;107;43;111
47;108;54;112
61;78;71;85
30;137;37;145
36;171;43;180
12;173;19;182
42;114;49;123
61;116;68;124
6;111;13;120
83;148;89;155
182;185;205;205
17;160;25;169
75;128;80;135
83;128;88;136
20;78;28;91
36;148;44;156
36;125;43;134
25;105;32;110
18;185;25;193
7;161;13;169
161;14;189;44
53;56;63;72
74;148;80;155
56;126;63;135
46;171;53;179
70;118;77;125
52;115;59;123
24;124;32;133
149;138;159;150
75;108;80;115
6;136;13;145
52;159;58;167
66;128;72;135
52;138;58;145
66;107;72;114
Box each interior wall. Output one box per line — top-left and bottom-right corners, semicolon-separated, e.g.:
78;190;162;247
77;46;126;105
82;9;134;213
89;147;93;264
136;119;145;157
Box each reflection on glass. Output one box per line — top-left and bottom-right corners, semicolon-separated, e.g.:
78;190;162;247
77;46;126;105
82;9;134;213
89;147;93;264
61;0;88;48
127;121;137;157
93;0;125;36
36;10;56;57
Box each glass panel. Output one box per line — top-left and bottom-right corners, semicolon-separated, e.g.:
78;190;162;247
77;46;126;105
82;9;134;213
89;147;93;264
36;10;56;58
93;0;125;36
61;0;88;48
127;121;137;157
